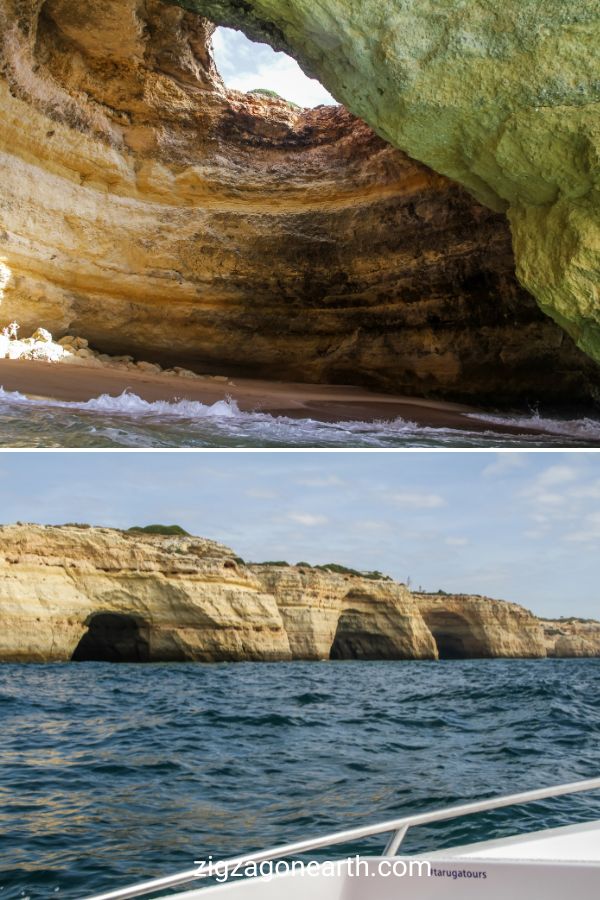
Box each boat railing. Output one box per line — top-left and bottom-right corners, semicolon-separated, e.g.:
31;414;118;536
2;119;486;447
81;775;600;900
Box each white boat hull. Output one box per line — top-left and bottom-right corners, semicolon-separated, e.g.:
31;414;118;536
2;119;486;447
166;820;600;899
166;853;600;899
439;818;600;862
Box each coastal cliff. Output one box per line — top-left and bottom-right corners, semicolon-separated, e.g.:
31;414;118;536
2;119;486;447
0;1;599;405
252;566;436;660
0;524;595;663
0;524;292;662
541;620;600;659
414;593;547;659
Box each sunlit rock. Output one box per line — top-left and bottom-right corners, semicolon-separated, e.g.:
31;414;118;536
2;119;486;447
0;0;598;402
183;1;600;365
0;525;597;662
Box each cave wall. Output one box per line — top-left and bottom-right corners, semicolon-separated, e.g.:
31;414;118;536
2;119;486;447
0;0;599;402
181;0;600;369
421;611;481;660
330;598;424;660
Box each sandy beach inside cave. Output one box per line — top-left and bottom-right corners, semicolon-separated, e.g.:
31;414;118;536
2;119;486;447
0;358;541;436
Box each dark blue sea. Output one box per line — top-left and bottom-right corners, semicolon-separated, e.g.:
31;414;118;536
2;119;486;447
1;660;599;899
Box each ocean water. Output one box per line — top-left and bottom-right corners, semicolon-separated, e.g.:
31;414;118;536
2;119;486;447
1;387;600;447
1;659;599;900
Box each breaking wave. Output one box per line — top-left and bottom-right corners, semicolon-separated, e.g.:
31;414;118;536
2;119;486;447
0;386;241;418
468;411;600;442
0;387;599;448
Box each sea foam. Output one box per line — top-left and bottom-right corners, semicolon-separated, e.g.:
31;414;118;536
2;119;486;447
0;386;599;447
468;411;600;441
0;387;242;419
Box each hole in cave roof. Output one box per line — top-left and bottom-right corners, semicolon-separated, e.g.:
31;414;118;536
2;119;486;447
211;26;337;109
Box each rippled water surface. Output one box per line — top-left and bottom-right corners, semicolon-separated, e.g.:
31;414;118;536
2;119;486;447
1;660;599;899
1;388;600;447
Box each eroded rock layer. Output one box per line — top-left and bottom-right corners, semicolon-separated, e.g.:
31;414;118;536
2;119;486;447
251;566;436;660
0;525;593;662
541;619;600;658
183;1;600;367
414;594;546;659
0;1;599;403
0;524;292;662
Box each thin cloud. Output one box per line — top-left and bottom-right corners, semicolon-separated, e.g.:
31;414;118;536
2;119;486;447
212;27;335;108
534;492;566;506
562;529;600;544
519;463;587;528
445;537;469;547
536;465;578;487
353;520;392;532
562;511;600;543
288;512;329;526
482;453;527;477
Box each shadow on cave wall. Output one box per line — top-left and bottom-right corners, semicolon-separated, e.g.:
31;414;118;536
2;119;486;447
72;612;150;662
421;610;482;659
329;608;403;660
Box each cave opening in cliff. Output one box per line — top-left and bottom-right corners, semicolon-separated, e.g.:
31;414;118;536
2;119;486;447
211;26;336;107
72;613;150;663
422;611;475;660
330;609;400;660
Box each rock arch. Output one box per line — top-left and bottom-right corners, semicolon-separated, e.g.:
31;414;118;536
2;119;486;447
72;612;150;663
328;589;437;660
421;610;487;660
329;607;400;660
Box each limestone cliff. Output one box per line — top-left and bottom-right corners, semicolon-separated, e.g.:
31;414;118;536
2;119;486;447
251;565;436;660
541;619;600;659
414;593;547;659
0;524;292;662
0;524;590;663
184;1;600;368
0;1;599;404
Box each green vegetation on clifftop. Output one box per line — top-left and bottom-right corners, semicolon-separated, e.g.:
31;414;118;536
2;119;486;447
127;525;191;536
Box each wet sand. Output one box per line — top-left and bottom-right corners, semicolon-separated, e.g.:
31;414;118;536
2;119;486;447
0;359;539;436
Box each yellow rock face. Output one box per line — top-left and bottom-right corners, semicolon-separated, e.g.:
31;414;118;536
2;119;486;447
186;0;600;365
1;0;598;403
541;619;600;658
0;524;292;662
252;566;437;660
0;525;579;662
414;594;547;659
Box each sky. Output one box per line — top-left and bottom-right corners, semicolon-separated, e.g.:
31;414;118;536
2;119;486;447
212;26;336;108
0;451;598;620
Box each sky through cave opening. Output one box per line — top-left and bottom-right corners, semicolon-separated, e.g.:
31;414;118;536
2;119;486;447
212;26;336;108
